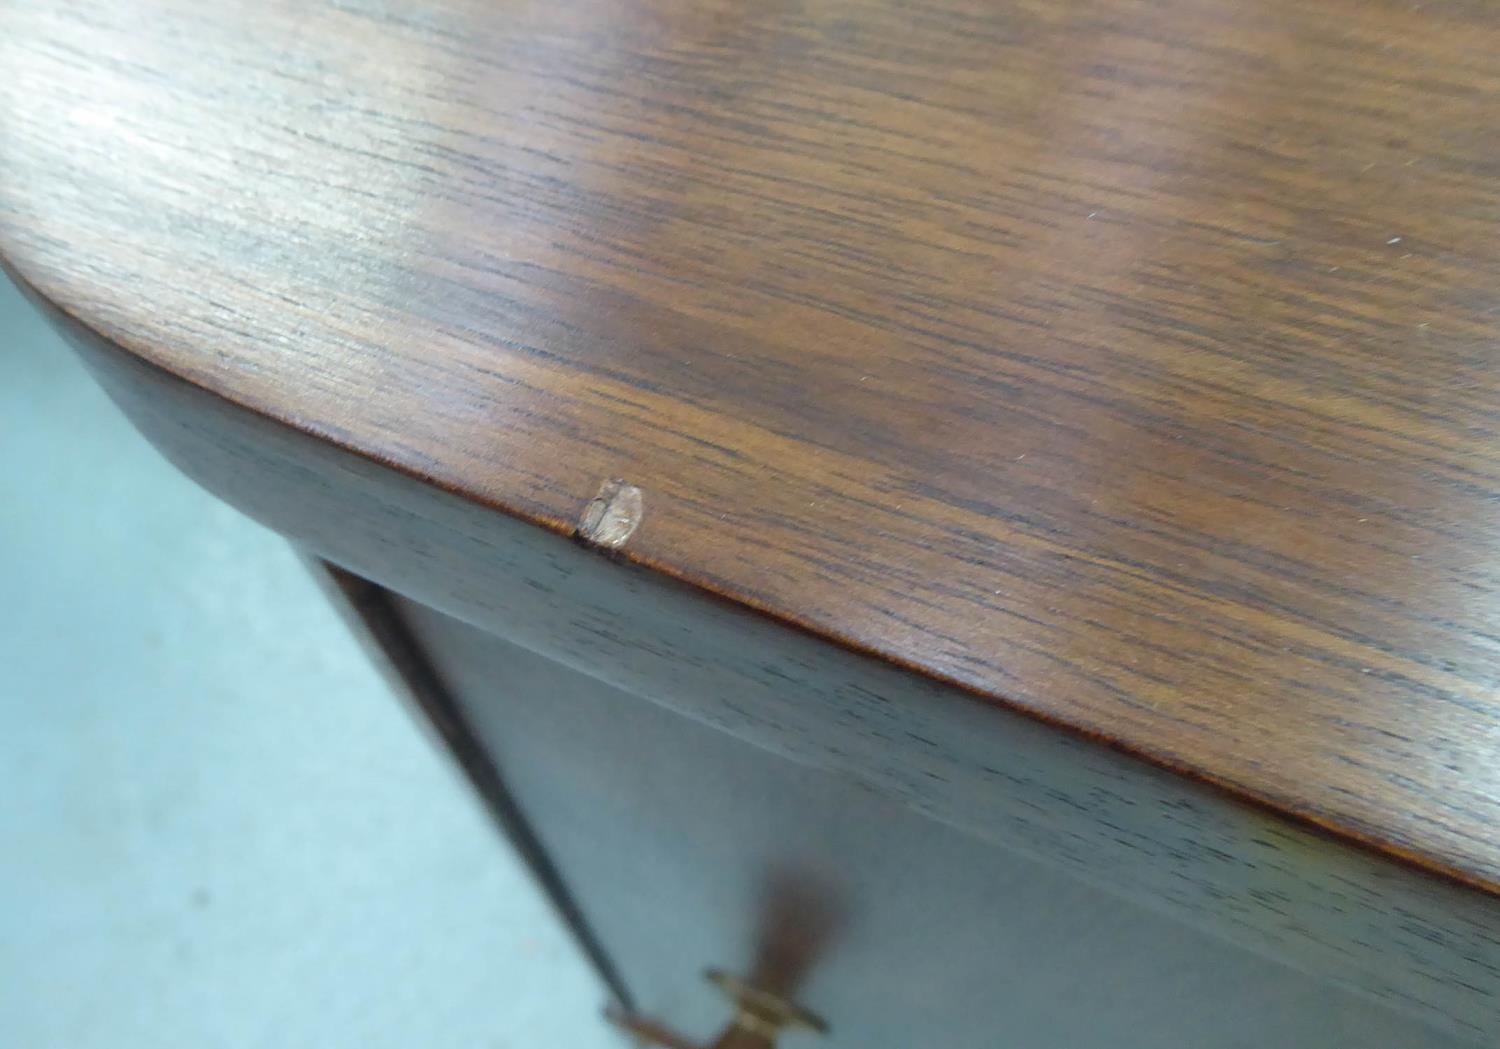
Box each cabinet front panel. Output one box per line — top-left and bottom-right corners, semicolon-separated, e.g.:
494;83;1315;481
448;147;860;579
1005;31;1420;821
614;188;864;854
395;596;1466;1049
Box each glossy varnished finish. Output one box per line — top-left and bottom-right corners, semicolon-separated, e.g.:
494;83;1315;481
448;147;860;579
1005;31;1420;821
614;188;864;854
392;594;1476;1049
34;295;1500;1037
4;0;1500;897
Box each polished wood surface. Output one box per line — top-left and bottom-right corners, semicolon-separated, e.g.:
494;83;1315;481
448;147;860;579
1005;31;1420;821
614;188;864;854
4;0;1500;893
40;313;1500;1036
395;594;1472;1049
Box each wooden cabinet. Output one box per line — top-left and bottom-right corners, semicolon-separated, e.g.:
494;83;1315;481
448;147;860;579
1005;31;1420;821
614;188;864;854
5;0;1500;1043
391;594;1472;1049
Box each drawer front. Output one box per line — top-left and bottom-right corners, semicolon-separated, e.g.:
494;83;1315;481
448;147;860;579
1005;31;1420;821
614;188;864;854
393;596;1464;1049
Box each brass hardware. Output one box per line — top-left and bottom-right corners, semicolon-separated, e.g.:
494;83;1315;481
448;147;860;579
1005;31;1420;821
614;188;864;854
607;969;826;1049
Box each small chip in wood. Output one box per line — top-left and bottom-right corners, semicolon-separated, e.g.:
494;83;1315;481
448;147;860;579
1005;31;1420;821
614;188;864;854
577;480;643;550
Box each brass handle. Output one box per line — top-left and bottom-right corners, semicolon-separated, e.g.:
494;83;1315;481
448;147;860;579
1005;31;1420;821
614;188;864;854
607;970;827;1049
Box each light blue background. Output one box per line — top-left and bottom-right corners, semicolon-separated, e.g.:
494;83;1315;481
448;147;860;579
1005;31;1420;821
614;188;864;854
0;273;616;1048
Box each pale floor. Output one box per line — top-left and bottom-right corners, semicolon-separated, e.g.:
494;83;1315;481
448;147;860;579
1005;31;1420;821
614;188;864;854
0;273;618;1048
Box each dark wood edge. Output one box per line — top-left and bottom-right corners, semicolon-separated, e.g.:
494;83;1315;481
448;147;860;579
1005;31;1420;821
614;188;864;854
304;556;636;1012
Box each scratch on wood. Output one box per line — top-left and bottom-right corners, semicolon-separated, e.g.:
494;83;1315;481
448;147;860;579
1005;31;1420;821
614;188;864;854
577;479;643;550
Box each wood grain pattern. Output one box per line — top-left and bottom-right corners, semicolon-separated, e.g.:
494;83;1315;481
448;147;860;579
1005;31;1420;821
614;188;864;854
393;592;1476;1049
37;313;1500;1039
4;0;1500;904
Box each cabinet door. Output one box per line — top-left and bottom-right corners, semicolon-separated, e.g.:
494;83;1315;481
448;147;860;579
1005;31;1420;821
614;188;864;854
394;596;1467;1049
